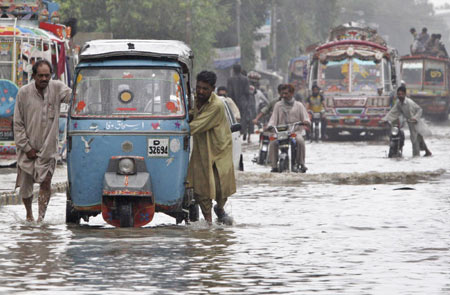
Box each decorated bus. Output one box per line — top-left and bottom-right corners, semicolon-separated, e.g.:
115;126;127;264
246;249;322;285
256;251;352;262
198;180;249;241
0;0;72;165
308;22;398;138
400;54;450;121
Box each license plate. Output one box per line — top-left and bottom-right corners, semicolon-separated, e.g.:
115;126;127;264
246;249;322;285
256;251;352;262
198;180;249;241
344;118;356;124
148;138;169;157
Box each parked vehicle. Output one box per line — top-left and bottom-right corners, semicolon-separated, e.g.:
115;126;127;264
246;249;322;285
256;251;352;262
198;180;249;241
400;55;450;121
268;122;304;173
220;97;244;171
0;1;73;166
66;39;197;227
308;22;397;138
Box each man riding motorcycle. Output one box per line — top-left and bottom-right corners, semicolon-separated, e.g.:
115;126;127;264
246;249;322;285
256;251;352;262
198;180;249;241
305;84;327;140
267;84;310;173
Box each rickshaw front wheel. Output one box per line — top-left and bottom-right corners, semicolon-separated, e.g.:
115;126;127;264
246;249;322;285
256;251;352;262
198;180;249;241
119;202;134;227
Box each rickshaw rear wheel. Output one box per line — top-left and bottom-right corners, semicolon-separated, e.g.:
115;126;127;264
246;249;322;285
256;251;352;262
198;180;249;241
66;189;80;224
119;202;134;227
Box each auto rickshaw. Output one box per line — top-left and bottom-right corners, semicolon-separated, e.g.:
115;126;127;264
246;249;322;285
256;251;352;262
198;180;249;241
65;39;197;227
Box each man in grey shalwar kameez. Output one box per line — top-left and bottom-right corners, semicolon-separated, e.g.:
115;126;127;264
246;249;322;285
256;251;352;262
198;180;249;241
14;60;72;222
382;85;432;157
267;84;311;173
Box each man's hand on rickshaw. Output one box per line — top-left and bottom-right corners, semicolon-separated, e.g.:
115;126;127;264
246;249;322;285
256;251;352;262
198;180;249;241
252;118;258;125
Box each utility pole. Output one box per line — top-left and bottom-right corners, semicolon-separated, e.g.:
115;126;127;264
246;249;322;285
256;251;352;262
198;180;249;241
186;0;191;45
271;0;277;71
236;0;241;47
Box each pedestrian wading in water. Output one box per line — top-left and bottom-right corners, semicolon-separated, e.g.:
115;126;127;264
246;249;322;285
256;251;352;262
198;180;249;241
187;70;236;225
14;60;72;222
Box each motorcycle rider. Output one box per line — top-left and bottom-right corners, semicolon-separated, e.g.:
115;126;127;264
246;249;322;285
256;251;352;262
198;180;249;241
305;84;327;140
267;84;310;173
253;84;283;126
382;85;432;157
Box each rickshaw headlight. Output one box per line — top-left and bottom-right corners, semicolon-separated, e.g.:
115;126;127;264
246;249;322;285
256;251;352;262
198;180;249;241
118;158;136;175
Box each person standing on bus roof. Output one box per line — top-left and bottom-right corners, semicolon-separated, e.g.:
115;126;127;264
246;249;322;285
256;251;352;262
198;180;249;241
14;60;72;222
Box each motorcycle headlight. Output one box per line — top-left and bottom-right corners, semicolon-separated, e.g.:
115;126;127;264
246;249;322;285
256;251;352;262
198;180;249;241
118;158;136;175
391;127;399;136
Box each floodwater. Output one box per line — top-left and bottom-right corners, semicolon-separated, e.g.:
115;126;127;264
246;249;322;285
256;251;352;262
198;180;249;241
0;122;449;294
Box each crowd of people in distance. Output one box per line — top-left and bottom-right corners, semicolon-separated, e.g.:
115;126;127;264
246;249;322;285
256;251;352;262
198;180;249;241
410;27;448;58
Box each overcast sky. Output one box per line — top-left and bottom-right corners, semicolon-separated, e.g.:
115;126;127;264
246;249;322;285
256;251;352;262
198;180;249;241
430;0;450;8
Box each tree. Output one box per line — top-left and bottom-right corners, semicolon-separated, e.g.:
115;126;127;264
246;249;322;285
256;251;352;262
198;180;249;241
56;0;229;72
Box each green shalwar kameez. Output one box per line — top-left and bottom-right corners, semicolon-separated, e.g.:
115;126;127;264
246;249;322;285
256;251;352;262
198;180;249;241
187;92;236;214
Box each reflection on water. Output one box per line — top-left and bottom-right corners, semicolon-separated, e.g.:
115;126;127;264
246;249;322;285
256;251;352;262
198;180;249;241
0;178;449;294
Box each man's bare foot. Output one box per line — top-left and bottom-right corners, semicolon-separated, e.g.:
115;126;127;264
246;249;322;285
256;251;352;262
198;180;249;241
26;215;34;222
424;151;432;157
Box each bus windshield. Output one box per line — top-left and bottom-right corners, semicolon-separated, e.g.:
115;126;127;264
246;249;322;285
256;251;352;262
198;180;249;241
402;61;423;87
351;58;381;94
319;59;350;93
424;60;445;88
72;68;185;118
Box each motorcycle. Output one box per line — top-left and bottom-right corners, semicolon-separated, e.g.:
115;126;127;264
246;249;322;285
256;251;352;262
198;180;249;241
252;129;270;165
309;110;324;142
268;121;304;173
388;122;405;158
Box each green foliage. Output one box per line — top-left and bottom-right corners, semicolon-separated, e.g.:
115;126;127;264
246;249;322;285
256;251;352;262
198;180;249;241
272;0;338;72
55;0;229;72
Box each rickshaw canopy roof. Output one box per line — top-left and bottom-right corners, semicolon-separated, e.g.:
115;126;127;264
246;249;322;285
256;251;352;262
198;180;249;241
79;39;194;73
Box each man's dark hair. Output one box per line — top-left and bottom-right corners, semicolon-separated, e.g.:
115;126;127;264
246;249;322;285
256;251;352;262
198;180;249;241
32;59;53;76
277;83;283;94
422;27;427;33
232;63;241;75
217;86;227;92
196;71;216;87
312;84;320;91
410;27;416;33
397;85;407;93
437;34;442;39
280;83;295;94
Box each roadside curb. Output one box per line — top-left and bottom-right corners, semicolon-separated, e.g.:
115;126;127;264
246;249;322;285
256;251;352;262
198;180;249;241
0;182;68;206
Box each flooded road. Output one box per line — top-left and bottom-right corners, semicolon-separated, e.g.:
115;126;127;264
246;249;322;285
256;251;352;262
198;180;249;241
0;122;449;294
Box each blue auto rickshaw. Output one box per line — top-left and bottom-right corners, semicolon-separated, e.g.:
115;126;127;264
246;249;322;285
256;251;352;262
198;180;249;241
65;40;197;227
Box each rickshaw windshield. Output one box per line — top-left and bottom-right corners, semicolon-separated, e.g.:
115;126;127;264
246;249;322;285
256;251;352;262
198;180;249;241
402;61;423;87
72;68;185;118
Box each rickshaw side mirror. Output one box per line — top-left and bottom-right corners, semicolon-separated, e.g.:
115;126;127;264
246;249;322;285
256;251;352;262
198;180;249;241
231;123;241;133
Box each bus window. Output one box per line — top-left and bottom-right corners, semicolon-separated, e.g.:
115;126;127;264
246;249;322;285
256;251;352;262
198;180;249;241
0;42;13;80
424;61;445;87
402;61;422;87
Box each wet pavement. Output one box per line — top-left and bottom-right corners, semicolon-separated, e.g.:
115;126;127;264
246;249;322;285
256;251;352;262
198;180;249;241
0;121;449;294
